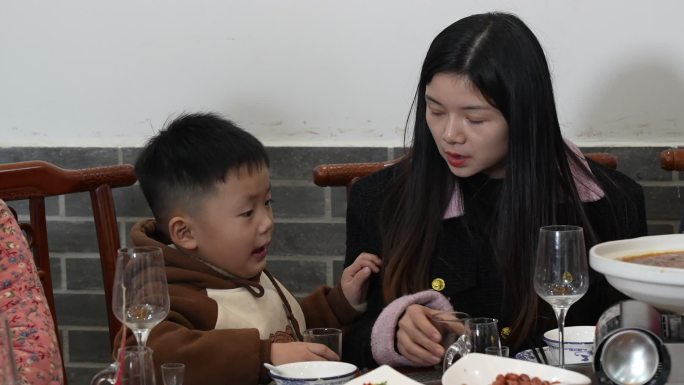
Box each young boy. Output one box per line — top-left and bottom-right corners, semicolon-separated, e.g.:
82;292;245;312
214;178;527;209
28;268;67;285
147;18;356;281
128;113;381;385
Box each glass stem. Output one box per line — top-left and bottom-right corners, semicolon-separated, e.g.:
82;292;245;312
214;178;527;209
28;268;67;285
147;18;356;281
133;329;151;347
552;307;567;368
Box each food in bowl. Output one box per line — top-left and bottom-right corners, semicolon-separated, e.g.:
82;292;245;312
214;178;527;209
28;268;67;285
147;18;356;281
542;326;595;365
268;361;357;385
623;251;684;268
589;234;684;314
443;353;591;385
492;373;560;385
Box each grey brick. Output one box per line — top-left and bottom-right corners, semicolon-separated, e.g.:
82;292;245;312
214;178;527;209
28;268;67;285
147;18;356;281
271;223;345;256
66;258;104;290
64;192;92;216
643;186;684;220
121;147;142;165
64;185;150;218
648;224;676;235
113;185;152;218
50;257;62;290
580;146;670;182
0;147;118;169
272;186;325;218
268;259;327;292
269;147;388;180
124;222;136;248
392;147;410;158
68;330;113;363
54;293;108;326
331;187;348;218
46;221;100;252
66;366;105;385
2;196;60;217
332;260;345;286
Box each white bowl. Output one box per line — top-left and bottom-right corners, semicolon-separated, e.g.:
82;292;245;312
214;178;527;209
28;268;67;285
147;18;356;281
542;326;595;364
589;234;684;314
268;361;357;385
442;353;591;385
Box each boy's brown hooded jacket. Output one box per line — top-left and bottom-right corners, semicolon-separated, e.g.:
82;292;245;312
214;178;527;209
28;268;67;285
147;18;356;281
121;219;361;385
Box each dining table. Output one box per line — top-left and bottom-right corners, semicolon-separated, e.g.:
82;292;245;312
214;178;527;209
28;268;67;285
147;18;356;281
397;342;684;385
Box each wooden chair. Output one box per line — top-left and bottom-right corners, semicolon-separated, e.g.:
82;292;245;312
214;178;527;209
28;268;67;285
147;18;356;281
313;152;618;194
660;148;684;233
660;148;684;171
0;160;136;382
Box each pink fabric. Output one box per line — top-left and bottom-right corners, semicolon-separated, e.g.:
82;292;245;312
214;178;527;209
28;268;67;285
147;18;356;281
443;140;605;219
371;290;453;366
565;140;605;202
0;200;63;385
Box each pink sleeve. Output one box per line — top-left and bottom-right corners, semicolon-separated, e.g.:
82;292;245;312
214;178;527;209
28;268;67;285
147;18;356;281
0;200;63;385
371;290;452;366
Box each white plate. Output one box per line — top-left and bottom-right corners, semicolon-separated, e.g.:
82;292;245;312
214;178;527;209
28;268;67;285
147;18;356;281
589;234;684;314
344;365;422;385
442;353;591;385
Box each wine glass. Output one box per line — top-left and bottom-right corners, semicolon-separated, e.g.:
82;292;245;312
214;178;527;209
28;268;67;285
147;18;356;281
533;225;589;367
113;246;170;347
161;363;185;385
91;347;157;385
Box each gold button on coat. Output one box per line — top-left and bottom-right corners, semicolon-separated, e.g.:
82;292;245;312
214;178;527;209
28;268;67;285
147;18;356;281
431;278;445;291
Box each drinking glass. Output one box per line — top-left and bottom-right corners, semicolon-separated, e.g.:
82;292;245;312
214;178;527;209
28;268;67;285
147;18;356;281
90;346;157;385
302;328;342;357
0;316;17;385
533;225;589;367
429;311;470;372
161;363;185;385
435;315;502;372
465;318;502;354
113;246;170;347
485;345;509;357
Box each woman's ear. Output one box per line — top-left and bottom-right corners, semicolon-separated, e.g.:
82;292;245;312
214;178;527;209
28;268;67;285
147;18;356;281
168;215;197;250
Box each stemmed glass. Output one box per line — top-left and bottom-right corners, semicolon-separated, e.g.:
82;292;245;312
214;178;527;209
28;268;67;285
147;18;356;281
533;225;589;367
113;246;170;348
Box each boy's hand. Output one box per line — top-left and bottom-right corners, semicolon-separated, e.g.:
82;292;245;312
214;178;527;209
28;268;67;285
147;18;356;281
271;342;339;365
341;252;381;306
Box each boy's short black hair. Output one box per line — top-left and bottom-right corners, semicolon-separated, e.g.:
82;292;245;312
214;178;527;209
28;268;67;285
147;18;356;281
135;113;269;232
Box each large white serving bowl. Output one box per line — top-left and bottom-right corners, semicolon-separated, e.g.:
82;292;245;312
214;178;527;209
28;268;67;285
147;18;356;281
268;361;357;385
442;353;591;385
589;234;684;314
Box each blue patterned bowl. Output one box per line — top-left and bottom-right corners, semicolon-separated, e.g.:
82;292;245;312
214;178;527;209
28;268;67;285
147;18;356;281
269;361;358;385
542;326;595;364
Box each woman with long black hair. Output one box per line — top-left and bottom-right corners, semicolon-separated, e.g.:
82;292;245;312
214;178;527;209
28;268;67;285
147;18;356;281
343;12;646;369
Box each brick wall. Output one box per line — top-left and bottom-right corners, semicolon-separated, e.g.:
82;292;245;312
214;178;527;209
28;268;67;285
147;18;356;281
2;146;683;384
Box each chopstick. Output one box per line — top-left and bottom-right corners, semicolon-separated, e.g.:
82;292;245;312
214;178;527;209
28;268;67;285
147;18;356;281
531;347;542;363
538;347;549;365
532;347;549;365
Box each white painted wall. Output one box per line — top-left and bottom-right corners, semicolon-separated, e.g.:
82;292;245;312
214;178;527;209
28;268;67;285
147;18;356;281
1;1;684;147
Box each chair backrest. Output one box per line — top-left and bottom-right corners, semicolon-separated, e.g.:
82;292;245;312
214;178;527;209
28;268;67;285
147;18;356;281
0;160;136;376
660;148;684;171
313;152;618;194
660;148;684;233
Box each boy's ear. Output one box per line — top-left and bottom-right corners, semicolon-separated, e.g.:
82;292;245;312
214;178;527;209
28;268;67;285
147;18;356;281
168;215;198;250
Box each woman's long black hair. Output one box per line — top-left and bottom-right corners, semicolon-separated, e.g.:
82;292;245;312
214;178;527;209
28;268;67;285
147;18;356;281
379;12;598;349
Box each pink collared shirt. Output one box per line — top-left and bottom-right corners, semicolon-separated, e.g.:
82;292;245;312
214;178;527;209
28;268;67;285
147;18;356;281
443;143;604;219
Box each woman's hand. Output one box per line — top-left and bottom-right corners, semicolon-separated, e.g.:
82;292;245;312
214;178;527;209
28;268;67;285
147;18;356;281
396;304;445;366
271;342;339;365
